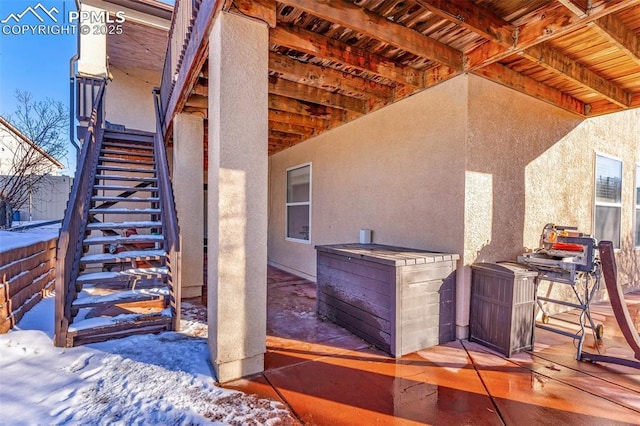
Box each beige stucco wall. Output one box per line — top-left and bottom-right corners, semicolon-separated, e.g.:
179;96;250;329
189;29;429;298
466;76;639;288
269;73;640;338
77;3;108;78
268;76;469;280
104;67;159;132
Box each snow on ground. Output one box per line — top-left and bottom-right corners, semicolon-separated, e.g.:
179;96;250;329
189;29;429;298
0;295;296;425
0;229;58;252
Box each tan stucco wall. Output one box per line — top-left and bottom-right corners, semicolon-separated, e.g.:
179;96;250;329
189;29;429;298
104;67;159;132
268;76;469;280
77;3;108;78
269;73;640;338
466;76;639;291
207;11;269;382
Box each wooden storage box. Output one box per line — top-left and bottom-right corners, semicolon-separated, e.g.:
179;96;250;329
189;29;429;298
315;243;459;357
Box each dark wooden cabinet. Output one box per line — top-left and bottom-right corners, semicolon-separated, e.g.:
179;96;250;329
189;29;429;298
315;244;459;357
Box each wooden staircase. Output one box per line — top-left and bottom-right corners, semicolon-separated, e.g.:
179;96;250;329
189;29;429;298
55;81;180;347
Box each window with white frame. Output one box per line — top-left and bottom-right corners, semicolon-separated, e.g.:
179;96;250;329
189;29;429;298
635;165;640;247
594;154;622;249
286;163;311;242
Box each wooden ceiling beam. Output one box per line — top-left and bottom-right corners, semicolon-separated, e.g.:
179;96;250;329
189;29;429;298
192;78;207;97
270;25;424;88
268;109;330;129
185;94;208;109
277;0;463;70
591;13;640;67
268;93;352;121
269;138;298;154
466;0;640;70
269;120;317;136
232;0;276;27
557;0;589;18
269;77;367;113
269;51;394;101
515;0;640;47
522;44;631;107
415;0;515;45
473;63;585;116
585;99;625;116
269;130;304;144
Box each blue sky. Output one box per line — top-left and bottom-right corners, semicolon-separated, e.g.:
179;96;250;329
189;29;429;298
0;0;174;175
0;0;78;175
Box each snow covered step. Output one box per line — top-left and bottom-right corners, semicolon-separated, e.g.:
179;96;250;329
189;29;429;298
100;149;154;158
89;208;160;215
91;196;160;203
66;309;172;346
83;234;164;246
99;156;155;166
103;130;155;144
95;174;157;182
80;249;167;265
86;221;162;230
69;309;171;333
76;267;168;284
94;185;159;192
96;165;156;174
72;287;169;309
101;141;154;151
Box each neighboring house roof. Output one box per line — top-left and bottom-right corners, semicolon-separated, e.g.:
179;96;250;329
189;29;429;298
0;116;64;169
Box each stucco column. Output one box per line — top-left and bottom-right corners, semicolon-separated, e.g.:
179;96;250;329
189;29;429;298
207;11;268;382
77;4;108;78
173;113;204;298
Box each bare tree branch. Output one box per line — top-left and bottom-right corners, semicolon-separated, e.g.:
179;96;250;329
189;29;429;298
1;90;68;214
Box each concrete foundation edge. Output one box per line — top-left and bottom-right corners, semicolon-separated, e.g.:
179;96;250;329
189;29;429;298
212;352;265;383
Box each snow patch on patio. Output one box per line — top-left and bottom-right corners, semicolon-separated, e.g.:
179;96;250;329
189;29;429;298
0;295;295;425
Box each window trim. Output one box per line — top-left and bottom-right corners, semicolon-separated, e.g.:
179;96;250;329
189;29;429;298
285;162;312;244
593;152;623;249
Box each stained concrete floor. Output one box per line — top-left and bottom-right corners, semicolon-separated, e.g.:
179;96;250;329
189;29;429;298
225;267;640;425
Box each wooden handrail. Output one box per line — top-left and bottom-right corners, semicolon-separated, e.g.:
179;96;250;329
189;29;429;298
153;88;181;330
55;80;106;347
153;89;180;252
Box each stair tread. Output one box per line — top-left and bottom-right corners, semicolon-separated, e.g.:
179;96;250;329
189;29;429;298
92;196;160;202
101;141;153;151
101;149;154;157
84;234;164;245
86;221;162;230
89;208;160;214
76;267;168;282
99;156;155;165
104;128;155;138
94;185;159;191
72;287;169;308
68;308;171;333
96;165;156;173
95;174;157;182
80;249;167;264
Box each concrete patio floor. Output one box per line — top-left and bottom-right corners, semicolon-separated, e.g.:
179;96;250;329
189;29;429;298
225;267;640;425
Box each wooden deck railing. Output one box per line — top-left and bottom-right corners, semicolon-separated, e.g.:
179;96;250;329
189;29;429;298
160;0;197;131
76;76;104;123
160;0;220;133
54;80;106;347
153;88;181;329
